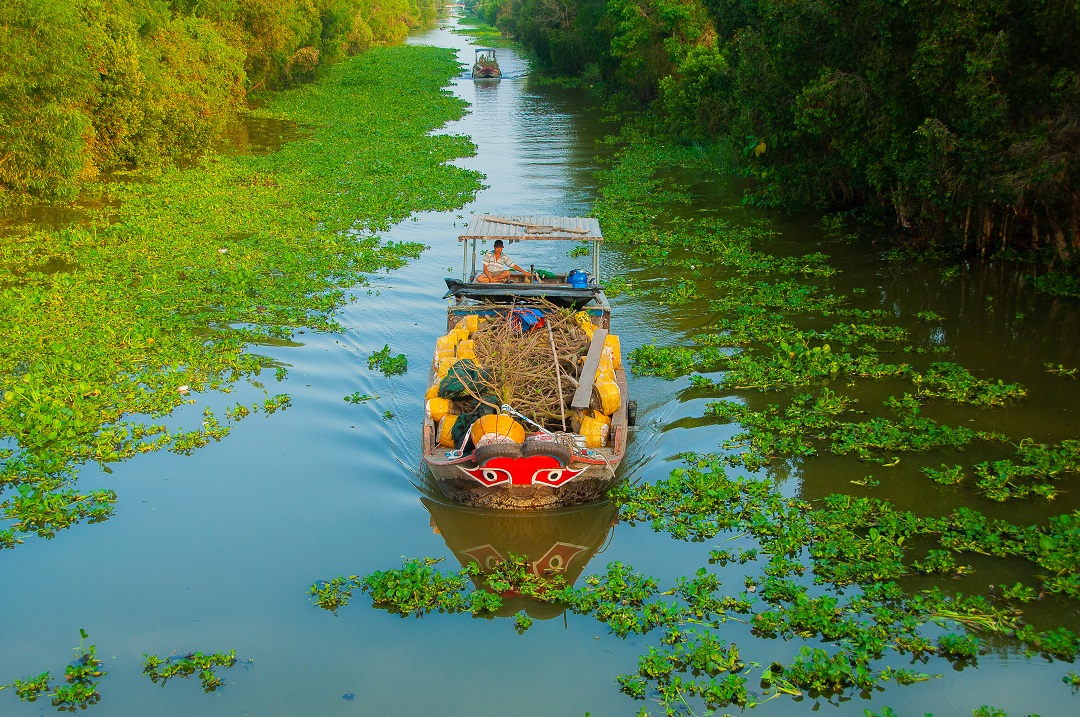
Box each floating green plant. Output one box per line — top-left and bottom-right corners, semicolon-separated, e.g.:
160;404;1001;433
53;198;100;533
602;275;639;298
310;557;495;617
368;344;408;376
1;630;105;709
911;362;1027;407
319;461;1079;710
143;650;238;692
1045;363;1078;378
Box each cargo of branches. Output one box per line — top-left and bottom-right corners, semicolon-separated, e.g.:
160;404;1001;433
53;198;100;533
422;215;636;509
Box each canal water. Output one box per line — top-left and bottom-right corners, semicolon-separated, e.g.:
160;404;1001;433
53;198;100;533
3;15;1080;717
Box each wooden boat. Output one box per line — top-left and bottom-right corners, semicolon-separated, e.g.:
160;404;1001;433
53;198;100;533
472;48;501;79
421;215;634;510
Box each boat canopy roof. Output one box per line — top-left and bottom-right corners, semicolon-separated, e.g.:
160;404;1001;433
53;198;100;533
458;215;602;242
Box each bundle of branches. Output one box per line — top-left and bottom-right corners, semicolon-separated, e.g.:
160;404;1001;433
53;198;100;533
462;299;591;430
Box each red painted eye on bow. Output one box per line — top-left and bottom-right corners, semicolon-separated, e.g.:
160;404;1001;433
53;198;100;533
532;467;584;487
461;466;512;486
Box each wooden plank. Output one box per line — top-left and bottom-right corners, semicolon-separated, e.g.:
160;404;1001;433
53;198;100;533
571;328;609;410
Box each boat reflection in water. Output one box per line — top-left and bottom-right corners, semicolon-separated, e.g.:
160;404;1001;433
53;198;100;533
422;496;619;619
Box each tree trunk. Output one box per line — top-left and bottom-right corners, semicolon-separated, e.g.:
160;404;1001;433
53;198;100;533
963;205;971;254
1044;204;1071;263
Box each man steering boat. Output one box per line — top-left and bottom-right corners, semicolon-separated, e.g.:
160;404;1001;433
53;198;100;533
476;239;534;283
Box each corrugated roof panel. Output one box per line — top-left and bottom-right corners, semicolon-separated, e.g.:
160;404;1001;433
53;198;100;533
459;215;603;241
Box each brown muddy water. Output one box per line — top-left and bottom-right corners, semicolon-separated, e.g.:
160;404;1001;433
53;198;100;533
2;16;1080;717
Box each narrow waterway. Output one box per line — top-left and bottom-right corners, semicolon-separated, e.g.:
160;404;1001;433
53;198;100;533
2;15;1079;717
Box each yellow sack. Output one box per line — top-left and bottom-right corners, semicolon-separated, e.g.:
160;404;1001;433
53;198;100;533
438;415;459;448
437;357;459;379
596;349;616;383
426;397;451;422
470;414;526;447
579;414;610;448
435;347;456;364
593;380;621;416
456;339;476;360
604;334;622;370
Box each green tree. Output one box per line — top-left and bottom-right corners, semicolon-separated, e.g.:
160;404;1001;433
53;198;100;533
0;0;95;199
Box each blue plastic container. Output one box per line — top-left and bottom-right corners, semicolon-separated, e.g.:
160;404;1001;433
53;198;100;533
568;270;589;288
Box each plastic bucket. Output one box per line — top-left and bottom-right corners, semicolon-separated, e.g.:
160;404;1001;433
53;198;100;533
568;270;589;288
470;414;526;447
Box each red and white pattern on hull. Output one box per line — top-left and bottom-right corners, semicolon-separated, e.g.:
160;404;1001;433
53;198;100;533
459;454;585;488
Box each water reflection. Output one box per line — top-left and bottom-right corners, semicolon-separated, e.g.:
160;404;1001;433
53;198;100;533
0;199;118;235
216;114;308;156
422;496;618;618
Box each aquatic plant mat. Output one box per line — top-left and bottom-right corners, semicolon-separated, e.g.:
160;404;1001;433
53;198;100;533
315;126;1080;715
0;45;482;548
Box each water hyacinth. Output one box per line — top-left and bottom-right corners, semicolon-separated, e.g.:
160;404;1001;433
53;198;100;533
331;126;1080;716
0;45;483;548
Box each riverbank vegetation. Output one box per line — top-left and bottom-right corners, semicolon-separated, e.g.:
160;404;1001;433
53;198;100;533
467;0;1080;280
326;127;1080;715
597;128;1080;711
0;0;440;203
0;45;483;548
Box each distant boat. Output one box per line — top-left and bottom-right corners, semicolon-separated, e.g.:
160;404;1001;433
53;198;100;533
472;48;501;79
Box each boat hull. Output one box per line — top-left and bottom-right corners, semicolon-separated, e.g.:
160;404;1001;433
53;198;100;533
423;458;620;509
423;370;629;510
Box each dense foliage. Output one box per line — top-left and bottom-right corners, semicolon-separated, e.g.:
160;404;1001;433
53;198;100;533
0;0;439;202
0;45;481;548
472;0;1080;263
